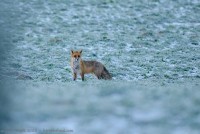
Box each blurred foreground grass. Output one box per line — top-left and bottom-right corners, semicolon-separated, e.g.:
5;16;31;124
1;78;200;134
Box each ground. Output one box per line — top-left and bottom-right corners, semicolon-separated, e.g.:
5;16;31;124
0;0;200;134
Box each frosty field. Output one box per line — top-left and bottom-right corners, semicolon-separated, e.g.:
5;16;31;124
1;80;200;134
0;0;200;134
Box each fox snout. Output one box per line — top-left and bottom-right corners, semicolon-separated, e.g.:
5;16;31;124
74;57;79;62
73;55;80;62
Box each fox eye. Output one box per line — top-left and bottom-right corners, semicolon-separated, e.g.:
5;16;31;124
78;55;80;58
74;56;76;58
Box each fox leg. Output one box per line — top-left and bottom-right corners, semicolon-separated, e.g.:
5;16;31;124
80;73;85;81
73;73;77;81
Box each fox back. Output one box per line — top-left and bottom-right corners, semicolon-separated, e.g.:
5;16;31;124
82;60;112;80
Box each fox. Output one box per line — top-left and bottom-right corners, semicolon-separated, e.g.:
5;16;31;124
70;50;112;81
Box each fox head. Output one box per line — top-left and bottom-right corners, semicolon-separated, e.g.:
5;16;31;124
71;50;82;62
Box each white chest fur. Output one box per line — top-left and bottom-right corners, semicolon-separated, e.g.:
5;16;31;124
72;61;80;73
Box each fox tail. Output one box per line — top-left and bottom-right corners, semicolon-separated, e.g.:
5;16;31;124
95;66;112;80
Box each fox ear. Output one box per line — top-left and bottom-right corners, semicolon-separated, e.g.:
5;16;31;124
71;50;74;54
80;50;82;54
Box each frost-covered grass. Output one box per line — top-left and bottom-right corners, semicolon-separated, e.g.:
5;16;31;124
1;79;200;134
1;0;200;134
1;80;200;134
1;0;200;82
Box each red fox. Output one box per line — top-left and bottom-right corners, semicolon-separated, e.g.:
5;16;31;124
70;50;112;81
